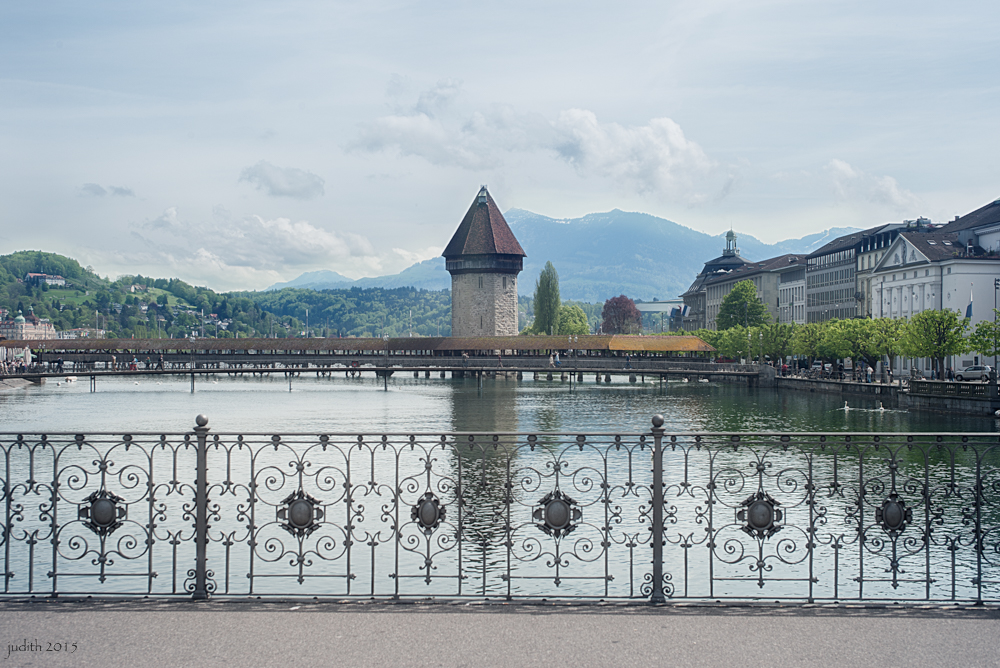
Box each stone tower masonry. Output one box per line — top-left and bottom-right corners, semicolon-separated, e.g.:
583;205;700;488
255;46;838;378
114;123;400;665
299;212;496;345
443;187;526;337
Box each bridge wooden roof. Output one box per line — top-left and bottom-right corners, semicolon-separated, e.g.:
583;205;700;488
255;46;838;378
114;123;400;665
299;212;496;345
2;334;714;353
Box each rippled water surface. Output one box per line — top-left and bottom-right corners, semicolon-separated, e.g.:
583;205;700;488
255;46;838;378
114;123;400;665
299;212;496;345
0;373;994;434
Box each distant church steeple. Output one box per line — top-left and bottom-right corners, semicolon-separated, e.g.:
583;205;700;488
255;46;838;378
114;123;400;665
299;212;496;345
443;186;526;337
723;229;739;258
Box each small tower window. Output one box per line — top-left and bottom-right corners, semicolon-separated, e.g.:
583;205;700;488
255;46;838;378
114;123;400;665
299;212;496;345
503;277;507;290
479;276;483;289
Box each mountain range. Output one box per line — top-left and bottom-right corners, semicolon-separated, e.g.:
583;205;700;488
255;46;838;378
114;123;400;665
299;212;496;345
266;209;861;302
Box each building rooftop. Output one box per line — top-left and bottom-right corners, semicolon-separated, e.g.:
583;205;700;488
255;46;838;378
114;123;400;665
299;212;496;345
703;254;805;286
940;198;1000;234
443;186;526;258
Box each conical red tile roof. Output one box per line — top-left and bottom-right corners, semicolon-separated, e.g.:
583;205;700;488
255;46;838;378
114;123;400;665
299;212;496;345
443;187;526;258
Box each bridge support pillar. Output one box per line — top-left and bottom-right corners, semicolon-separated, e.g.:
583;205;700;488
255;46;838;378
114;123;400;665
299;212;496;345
440;371;446;378
517;371;523;380
546;372;553;381
560;373;566;381
577;373;583;382
425;371;430;378
629;374;637;383
533;372;539;380
604;374;611;383
414;371;420;378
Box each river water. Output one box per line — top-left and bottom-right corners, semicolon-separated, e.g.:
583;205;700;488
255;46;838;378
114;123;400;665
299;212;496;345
3;374;998;601
1;372;994;434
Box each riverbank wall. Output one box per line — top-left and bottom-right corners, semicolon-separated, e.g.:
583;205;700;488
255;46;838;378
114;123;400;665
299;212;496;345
775;376;1000;416
0;377;33;392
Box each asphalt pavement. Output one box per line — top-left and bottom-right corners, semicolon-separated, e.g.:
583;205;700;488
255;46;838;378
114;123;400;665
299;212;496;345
1;599;998;668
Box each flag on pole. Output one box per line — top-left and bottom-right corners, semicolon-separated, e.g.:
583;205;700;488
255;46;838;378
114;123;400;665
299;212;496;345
966;284;974;319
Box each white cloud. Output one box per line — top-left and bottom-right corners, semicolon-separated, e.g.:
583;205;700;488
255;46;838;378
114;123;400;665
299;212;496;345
393;246;443;265
551;110;717;203
351;82;726;204
239;161;326;199
827;159;922;212
81;183;107;197
99;207;386;289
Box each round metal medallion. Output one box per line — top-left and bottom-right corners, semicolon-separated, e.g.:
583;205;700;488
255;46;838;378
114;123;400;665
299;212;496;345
288;498;314;529
544;499;571;530
418;499;440;527
90;498;117;527
882;501;904;531
411;492;446;532
746;500;773;531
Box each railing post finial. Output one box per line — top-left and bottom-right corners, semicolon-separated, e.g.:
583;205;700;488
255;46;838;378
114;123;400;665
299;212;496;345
192;414;210;600
650;414;666;604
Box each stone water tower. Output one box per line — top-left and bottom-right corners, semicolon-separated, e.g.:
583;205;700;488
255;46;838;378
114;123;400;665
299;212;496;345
444;186;526;337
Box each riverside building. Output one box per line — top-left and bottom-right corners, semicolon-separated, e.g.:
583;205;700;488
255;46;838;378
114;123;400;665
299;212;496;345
680;230;751;331
0;310;57;340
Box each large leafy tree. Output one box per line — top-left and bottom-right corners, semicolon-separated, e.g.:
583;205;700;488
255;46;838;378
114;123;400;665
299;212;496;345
761;323;796;363
557;304;590;335
530;261;561;335
716;280;770;330
717;325;752;360
601;295;642;334
791;322;824;363
869;317;907;381
903;309;969;379
968;309;1000;363
821;319;878;371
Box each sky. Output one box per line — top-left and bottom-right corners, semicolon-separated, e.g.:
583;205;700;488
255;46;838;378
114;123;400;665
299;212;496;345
1;0;998;291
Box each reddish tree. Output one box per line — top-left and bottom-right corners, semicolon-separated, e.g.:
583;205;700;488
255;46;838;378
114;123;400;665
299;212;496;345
601;295;642;334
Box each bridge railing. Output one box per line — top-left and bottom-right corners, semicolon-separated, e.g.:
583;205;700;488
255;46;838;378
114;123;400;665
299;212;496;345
3;416;1000;603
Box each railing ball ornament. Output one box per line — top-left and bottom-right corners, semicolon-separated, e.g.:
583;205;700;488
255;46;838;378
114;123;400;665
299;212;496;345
79;490;127;536
533;490;582;538
411;492;446;533
737;491;782;539
277;490;324;537
875;494;912;536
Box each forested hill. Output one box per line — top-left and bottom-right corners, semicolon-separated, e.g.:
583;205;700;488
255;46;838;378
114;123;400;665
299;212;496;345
0;251;463;339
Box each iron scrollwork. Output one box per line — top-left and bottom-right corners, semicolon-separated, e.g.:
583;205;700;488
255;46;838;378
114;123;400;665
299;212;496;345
737;491;783;540
875;493;912;536
411;492;446;533
276;490;325;537
78;490;127;536
533;490;582;538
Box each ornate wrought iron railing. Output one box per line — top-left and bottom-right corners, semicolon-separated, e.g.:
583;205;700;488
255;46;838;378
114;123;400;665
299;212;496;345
3;415;1000;603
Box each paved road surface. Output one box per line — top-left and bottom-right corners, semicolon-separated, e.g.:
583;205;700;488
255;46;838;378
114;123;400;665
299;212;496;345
1;599;998;667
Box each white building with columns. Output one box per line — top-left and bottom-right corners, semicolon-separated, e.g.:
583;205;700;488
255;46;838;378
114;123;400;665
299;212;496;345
871;228;1000;375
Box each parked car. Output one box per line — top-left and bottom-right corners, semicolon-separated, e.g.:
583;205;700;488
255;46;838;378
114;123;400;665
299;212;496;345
955;365;992;382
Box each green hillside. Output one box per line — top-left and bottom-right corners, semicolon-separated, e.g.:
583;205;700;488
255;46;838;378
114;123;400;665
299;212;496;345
0;250;616;339
0;251;455;339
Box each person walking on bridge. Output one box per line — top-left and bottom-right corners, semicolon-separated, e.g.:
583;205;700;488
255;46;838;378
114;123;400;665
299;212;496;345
156;355;164;371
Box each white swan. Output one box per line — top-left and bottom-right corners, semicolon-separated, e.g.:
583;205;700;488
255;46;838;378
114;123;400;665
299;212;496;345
843;401;850;411
877;402;885;412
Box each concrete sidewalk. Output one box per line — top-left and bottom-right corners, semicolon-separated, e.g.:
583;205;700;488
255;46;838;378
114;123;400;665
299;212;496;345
1;599;999;668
